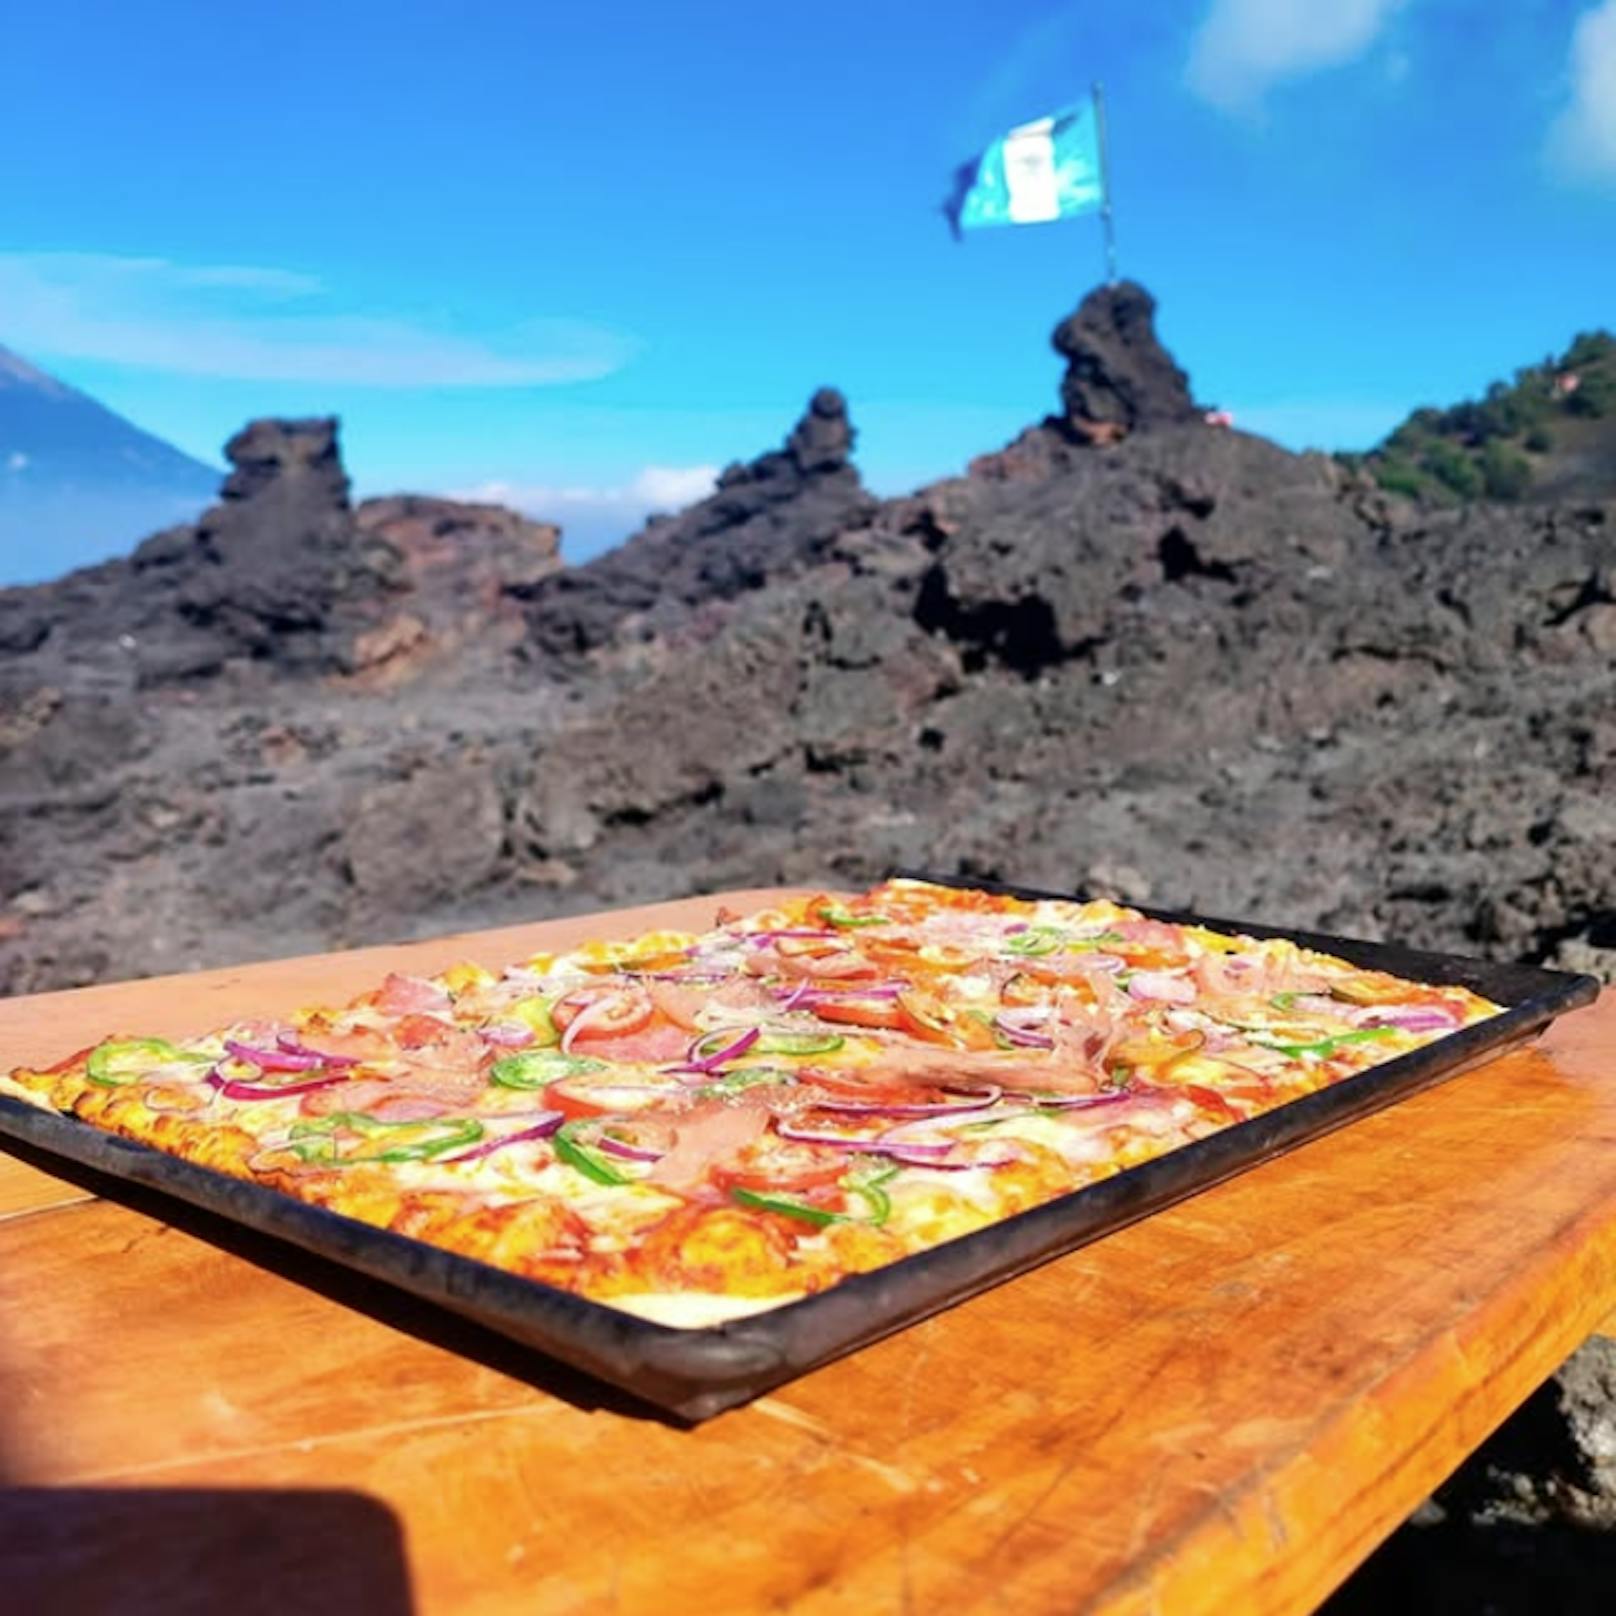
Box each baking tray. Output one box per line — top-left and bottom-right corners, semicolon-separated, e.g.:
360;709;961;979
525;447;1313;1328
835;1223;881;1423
0;875;1599;1422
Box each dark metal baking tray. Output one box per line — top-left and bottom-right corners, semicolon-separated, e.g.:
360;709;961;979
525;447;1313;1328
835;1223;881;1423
0;875;1599;1422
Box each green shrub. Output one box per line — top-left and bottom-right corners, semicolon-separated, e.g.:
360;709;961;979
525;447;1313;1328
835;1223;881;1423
1566;373;1614;418
1374;458;1430;500
1422;440;1483;500
1565;331;1616;369
1524;425;1554;453
1480;441;1533;501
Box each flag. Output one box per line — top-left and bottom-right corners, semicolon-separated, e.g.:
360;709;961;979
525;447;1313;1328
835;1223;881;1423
943;100;1105;238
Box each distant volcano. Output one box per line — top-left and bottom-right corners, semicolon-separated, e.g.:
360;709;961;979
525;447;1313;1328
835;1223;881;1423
0;344;218;583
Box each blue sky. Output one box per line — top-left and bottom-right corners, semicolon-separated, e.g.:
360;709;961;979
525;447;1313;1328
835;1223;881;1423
3;0;1615;558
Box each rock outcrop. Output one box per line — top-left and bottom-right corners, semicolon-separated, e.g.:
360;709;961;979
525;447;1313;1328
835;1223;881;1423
520;388;872;656
1052;279;1199;437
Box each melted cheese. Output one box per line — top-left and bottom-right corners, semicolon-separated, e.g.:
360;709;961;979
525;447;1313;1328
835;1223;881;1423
607;1290;806;1328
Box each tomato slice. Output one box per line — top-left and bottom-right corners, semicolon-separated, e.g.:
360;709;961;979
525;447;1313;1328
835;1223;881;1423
1184;1083;1246;1123
776;935;853;961
809;996;904;1030
896;989;1000;1051
798;1068;918;1106
552;985;654;1040
547;1073;684;1119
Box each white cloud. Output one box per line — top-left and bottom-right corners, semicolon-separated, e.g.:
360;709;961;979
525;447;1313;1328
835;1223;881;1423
1548;0;1616;181
456;465;719;519
0;252;635;387
4;452;28;472
453;466;720;562
1187;0;1404;113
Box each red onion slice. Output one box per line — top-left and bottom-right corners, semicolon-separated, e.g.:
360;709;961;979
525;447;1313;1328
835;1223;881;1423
595;1134;667;1163
775;1119;892;1151
206;1067;350;1102
680;1026;762;1074
877;1117;1021;1170
480;1022;536;1049
225;1038;328;1072
443;1114;564;1163
744;929;841;946
773;981;813;1012
1362;1004;1460;1033
558;990;644;1054
1017;1088;1133;1111
993;1013;1055;1050
276;1033;359;1067
813;1085;1003;1117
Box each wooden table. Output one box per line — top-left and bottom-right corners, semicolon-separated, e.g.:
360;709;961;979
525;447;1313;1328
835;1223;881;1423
1;891;1612;1616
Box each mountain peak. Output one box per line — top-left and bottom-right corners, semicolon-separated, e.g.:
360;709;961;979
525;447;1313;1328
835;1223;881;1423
0;343;73;398
0;343;217;582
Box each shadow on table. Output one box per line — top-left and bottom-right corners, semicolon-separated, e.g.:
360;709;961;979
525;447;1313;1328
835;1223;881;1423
0;1134;681;1425
1322;1516;1616;1616
0;1486;415;1616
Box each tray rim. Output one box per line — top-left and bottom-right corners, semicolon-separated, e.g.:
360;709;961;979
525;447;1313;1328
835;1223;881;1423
0;875;1600;1421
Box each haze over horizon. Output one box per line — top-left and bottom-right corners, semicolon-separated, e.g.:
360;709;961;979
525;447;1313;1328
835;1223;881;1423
3;0;1615;578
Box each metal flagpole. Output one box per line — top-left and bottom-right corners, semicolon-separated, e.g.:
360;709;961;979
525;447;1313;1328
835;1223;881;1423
1092;80;1118;285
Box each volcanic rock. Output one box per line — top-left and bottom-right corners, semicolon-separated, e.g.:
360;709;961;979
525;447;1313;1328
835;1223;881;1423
1053;280;1199;438
350;494;563;676
520;388;873;657
355;494;561;597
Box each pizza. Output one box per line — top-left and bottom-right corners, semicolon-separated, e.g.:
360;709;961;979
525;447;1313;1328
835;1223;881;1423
1;879;1501;1328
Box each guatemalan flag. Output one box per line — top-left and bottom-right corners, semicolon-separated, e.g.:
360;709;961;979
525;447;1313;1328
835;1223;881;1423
944;100;1105;238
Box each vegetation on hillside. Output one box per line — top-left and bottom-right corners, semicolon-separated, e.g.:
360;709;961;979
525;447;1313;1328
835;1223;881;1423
1345;329;1616;504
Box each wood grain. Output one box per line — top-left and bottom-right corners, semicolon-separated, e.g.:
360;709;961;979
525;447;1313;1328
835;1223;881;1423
0;894;1612;1615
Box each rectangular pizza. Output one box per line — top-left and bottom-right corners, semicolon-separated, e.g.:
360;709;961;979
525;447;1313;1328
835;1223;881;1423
1;878;1502;1330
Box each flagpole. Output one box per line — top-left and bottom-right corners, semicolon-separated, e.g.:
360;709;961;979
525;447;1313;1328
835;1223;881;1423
1092;80;1118;285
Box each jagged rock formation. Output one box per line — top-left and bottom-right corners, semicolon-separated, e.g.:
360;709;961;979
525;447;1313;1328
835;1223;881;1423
2;294;1613;982
0;418;401;694
1053;279;1200;437
521;387;872;656
970;281;1200;480
350;495;562;679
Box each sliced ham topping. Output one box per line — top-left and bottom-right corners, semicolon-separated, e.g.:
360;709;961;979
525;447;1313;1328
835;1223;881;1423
646;980;709;1032
1127;970;1196;1005
1113;918;1185;953
647;1103;771;1190
391;1058;489;1106
752;948;880;982
366;1093;458;1123
574;1019;692;1066
375;973;453;1016
857;1047;1102;1097
300;1078;397;1117
292;1026;399;1065
707;977;778;1015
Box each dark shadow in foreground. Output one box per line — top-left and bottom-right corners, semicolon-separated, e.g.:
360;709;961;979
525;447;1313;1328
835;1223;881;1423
1322;1518;1616;1616
0;1487;415;1616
